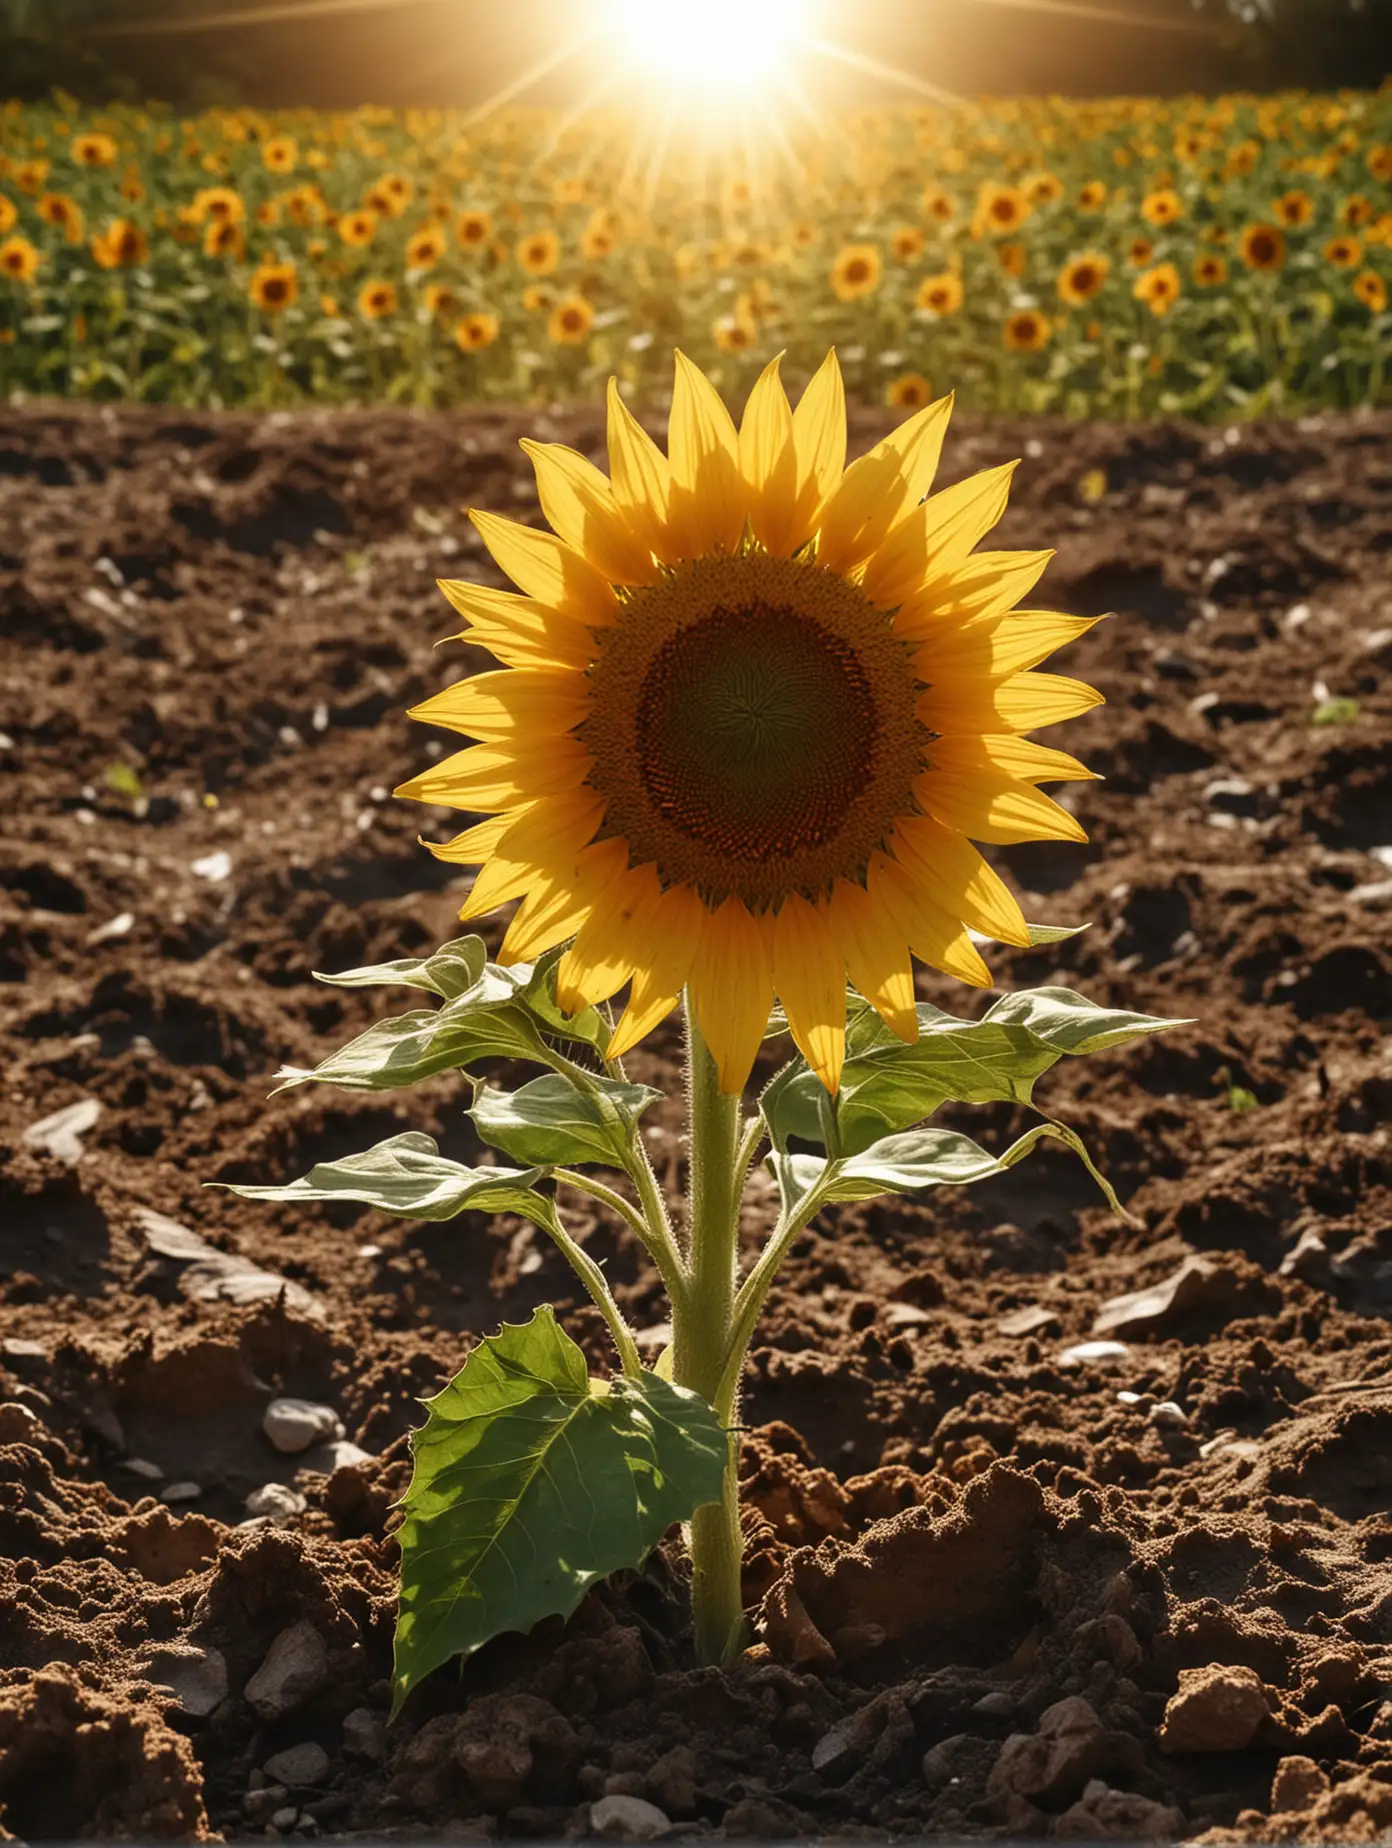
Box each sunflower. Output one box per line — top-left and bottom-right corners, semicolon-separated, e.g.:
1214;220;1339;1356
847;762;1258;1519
423;282;459;317
1273;190;1314;229
367;172;413;217
71;132;118;168
358;278;398;319
547;294;594;344
90;218;149;270
36;192;84;246
456;209;493;250
891;225;926;263
886;372;932;410
976;183;1030;235
455;311;499;351
522;281;553;313
407;224;448;270
921;185;956;223
339;208;378;248
518;229;560;276
204;218;246;259
12;161;49;196
995;241;1027;278
0;196;16;236
249;260;299;313
1238;223;1286;272
193;186;245;226
1323;234;1362;269
1128;234;1155;268
0;235;41;284
830;243;881;301
398;352;1098;1096
1340;195;1375;229
1002;308;1051;351
1133;262;1181;316
1353;270;1388;313
1193;252;1228;287
262;135;297;175
581;213;618;260
1057;251;1110;305
1025;170;1063;206
1077;179;1108;212
1140;188;1183;227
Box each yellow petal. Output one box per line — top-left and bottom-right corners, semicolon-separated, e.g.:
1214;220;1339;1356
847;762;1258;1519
606;881;706;1057
607;377;672;561
394;736;591;811
500;837;629;963
556;861;663;1011
739;355;800;556
437;580;595;671
914;611;1101;683
457;791;605;919
894;549;1054;638
666;350;745;559
519;438;659;586
688;895;774;1094
860;460;1017;611
771;893;846;1093
917;670;1104;735
458;854;546;921
916;766;1089;845
889;815;1030;946
816;392;953;574
930;734;1099;783
790;349;847;524
869;853;992;988
469;509;619;624
827;878;918;1043
409;668;590;741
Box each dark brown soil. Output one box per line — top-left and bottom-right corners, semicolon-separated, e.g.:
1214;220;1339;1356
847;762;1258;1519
2;400;1391;1844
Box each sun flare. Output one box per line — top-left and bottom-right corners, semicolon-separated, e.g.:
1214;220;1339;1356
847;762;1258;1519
612;0;808;88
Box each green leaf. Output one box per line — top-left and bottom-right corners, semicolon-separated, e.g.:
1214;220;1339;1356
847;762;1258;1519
778;1117;1134;1222
472;1073;661;1169
763;987;1187;1158
521;948;611;1056
272;999;550;1093
314;934;488;1001
219;1130;550;1225
1025;922;1091;946
392;1306;727;1713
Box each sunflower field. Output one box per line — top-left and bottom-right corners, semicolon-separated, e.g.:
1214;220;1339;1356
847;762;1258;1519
2;86;1391;416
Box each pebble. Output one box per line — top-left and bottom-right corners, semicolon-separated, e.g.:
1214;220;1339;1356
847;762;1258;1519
270;1806;300;1830
245;1482;308;1525
1159;1663;1271;1753
1149;1401;1188;1428
263;1398;344;1456
121;1457;165;1481
1057;1340;1130;1369
147;1646;228;1718
1;1337;47;1362
263;1743;330;1788
191;850;232;882
243;1785;289;1822
244;1622;330;1722
589;1795;673;1840
301;1438;372;1474
341;1707;387;1763
997;1304;1061;1338
85;911;135;945
922;1732;978;1789
1092;1255;1233;1338
23;1097;102;1164
159;1481;203;1504
0;1403;39;1443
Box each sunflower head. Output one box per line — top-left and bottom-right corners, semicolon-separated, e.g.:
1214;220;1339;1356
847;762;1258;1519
398;351;1100;1097
455;311;499;351
1058;252;1110;305
1003;308;1051;351
1239;223;1286;272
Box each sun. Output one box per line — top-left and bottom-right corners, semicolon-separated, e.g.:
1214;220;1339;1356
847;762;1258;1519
612;0;808;88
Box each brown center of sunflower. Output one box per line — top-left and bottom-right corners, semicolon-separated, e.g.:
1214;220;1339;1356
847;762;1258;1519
581;552;928;910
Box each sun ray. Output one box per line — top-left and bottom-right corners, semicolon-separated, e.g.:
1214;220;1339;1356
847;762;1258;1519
968;0;1217;29
798;34;966;110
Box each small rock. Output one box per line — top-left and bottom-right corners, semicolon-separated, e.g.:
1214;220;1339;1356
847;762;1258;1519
264;1743;330;1788
243;1785;289;1822
263;1399;344;1456
245;1483;308;1525
1271;1755;1330;1812
589;1795;672;1840
1;1337;47;1362
147;1646;228;1718
882;1302;934;1330
0;1403;40;1444
1148;1401;1188;1428
810;1691;912;1778
23;1097;101;1164
1160;1663;1271;1753
997;1304;1061;1338
1058;1340;1130;1369
159;1480;203;1504
191;850;232;882
244;1622;330;1722
973;1689;1015;1716
341;1708;386;1763
1280;1226;1333;1286
987;1696;1107;1807
922;1733;979;1789
301;1438;372;1474
1092;1254;1238;1339
270;1806;300;1830
121;1457;165;1480
1054;1779;1184;1840
86;911;135;945
642;1745;696;1818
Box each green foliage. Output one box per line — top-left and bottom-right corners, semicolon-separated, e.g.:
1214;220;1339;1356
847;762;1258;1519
1311;696;1360;726
472;1073;661;1170
392;1307;727;1714
219;1129;551;1227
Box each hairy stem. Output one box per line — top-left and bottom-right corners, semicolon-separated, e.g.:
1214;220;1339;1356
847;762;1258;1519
671;1003;745;1666
537;1201;643;1380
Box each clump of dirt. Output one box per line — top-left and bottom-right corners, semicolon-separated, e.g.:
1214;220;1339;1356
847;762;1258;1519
1;401;1391;1841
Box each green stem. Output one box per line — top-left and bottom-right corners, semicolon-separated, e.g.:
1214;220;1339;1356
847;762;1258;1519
670;1002;745;1666
537;1201;642;1380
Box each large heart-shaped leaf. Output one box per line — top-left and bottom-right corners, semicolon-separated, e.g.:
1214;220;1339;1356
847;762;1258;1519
313;934;488;1000
220;1130;550;1225
472;1073;662;1169
392;1307;727;1713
